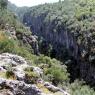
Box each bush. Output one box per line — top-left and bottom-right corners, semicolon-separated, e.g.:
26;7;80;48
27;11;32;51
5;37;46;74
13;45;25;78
0;39;15;53
45;65;69;86
0;0;8;9
70;80;95;95
24;67;34;72
34;55;52;67
25;71;39;84
0;32;16;53
6;70;15;79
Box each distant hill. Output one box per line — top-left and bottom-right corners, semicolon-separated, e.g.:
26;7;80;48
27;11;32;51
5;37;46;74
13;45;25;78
8;1;29;21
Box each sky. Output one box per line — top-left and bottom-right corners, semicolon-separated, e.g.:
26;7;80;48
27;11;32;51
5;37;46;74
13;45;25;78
8;0;60;7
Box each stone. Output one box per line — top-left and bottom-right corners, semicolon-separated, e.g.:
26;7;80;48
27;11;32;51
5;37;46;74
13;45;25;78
0;66;6;72
33;66;43;77
44;82;60;92
0;78;44;95
44;82;70;95
0;53;27;67
0;53;70;95
0;89;14;95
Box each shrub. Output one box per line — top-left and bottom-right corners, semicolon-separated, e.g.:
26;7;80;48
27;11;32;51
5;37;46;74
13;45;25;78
45;65;69;86
6;70;15;79
24;67;34;72
34;55;52;67
25;71;39;84
70;80;95;95
0;0;8;9
0;38;15;53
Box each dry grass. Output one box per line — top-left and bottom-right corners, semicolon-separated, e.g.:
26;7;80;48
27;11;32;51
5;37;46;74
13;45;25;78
0;71;16;80
0;31;6;40
0;71;6;78
37;83;51;94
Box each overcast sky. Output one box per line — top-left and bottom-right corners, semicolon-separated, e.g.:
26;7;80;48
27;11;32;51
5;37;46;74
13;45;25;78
8;0;61;7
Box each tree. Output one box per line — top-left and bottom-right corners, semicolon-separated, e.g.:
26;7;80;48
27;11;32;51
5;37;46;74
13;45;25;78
0;0;8;9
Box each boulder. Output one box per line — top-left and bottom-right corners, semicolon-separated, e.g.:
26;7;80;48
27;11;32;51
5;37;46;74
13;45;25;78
44;82;60;92
0;53;27;67
0;67;6;72
33;66;43;77
0;78;43;95
0;53;70;95
44;82;70;95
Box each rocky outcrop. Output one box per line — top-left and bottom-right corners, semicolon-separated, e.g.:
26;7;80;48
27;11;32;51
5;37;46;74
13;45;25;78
5;23;16;39
0;78;43;95
79;62;95;86
15;30;39;55
0;53;70;95
23;13;78;59
4;23;39;55
44;82;70;95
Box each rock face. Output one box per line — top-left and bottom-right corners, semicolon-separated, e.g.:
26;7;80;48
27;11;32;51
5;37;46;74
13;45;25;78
5;24;16;39
44;82;70;95
0;78;42;95
23;13;78;60
16;32;39;55
4;23;39;55
22;5;95;85
79;62;95;86
0;53;69;95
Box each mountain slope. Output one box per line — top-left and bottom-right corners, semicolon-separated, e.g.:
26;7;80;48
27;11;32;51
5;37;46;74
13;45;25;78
0;1;71;95
8;1;29;22
23;0;95;86
1;0;95;95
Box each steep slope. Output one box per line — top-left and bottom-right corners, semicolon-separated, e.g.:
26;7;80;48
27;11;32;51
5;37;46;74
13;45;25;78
1;0;95;95
0;53;70;95
0;0;71;95
0;0;40;55
23;0;95;86
23;0;78;60
8;1;29;22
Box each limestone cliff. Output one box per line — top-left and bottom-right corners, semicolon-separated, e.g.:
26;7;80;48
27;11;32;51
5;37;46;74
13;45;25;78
22;0;95;85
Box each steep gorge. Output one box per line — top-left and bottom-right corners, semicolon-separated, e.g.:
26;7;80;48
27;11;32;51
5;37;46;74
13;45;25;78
23;12;79;60
1;0;95;94
22;0;95;86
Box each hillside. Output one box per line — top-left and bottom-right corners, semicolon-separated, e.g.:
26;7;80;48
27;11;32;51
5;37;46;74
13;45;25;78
23;0;95;60
7;1;29;21
0;0;70;95
23;0;95;85
0;0;95;95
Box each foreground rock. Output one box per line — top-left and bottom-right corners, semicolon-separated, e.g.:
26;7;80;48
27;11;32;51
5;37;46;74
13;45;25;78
44;82;70;95
0;78;42;95
0;53;70;95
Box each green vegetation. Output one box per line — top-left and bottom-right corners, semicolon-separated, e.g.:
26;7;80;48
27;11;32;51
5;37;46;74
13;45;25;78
6;70;15;79
23;0;95;62
33;55;69;86
0;31;69;87
25;68;39;84
8;2;29;22
45;65;68;86
0;32;15;53
70;80;95;95
0;0;95;94
0;0;7;9
23;0;95;94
